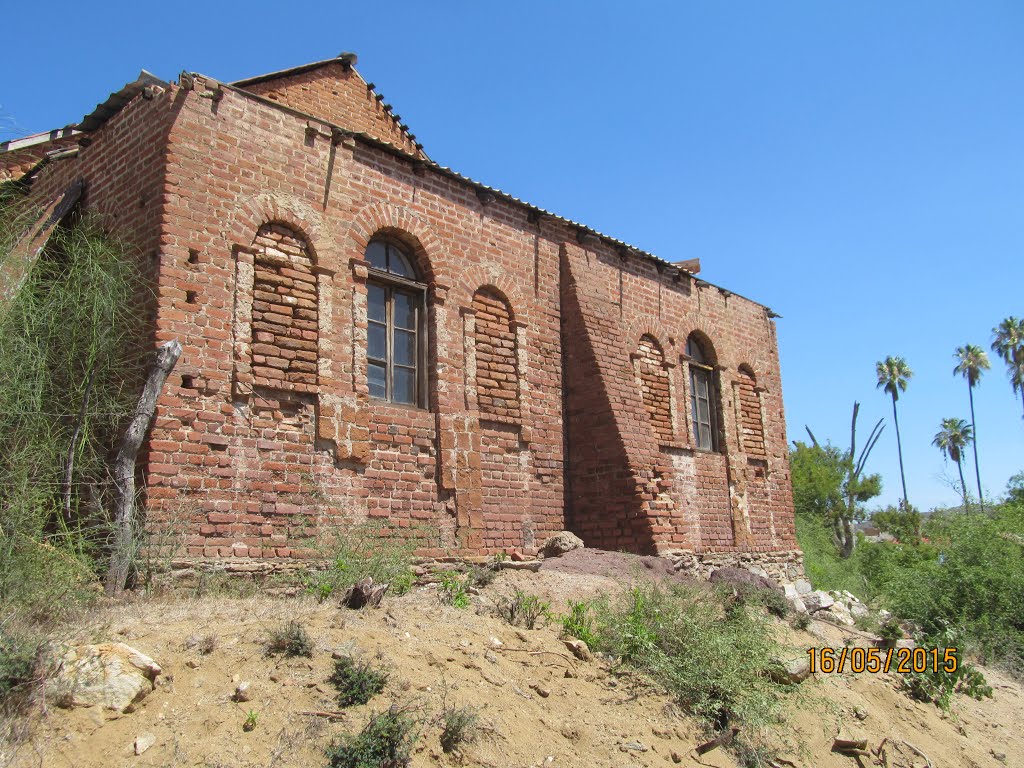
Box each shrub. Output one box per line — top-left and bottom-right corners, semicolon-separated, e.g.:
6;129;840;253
303;524;417;602
0;625;40;700
330;656;389;708
560;599;597;646
265;620;313;658
495;590;551;629
438;571;469;608
466;562;498;589
589;582;788;736
440;705;479;753
326;706;421;768
899;630;993;710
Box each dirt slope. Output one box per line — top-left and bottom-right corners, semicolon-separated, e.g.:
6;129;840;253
3;552;1021;768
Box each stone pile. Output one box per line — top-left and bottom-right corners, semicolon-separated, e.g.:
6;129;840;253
783;580;869;626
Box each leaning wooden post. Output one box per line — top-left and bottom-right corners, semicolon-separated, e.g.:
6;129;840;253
105;339;183;596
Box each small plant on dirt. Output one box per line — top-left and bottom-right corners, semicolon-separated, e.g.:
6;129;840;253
265;620;313;658
330;655;390;708
899;630;993;710
790;612;812;631
303;524;418;602
0;625;41;701
438;571;469;608
242;710;259;732
495;589;552;629
184;633;218;655
440;704;480;753
878;618;904;647
466;562;498;589
326;705;422;768
560;599;597;646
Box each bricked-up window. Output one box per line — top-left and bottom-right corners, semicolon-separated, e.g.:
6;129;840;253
366;239;425;406
635;335;672;443
687;334;719;451
251;224;318;392
472;288;520;420
737;366;766;457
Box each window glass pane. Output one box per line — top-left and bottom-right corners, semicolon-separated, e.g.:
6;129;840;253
687;336;705;363
366;241;387;271
368;322;387;361
368;284;386;323
393;291;416;330
368;363;387;399
388;245;415;278
393;366;417;405
697;424;710;450
394;329;416;367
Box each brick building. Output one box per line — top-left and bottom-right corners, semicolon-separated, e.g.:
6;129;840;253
0;55;801;579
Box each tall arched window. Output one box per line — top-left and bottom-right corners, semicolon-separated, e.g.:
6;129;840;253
365;238;425;406
687;334;719;451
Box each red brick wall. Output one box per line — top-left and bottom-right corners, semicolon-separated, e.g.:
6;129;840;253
237;62;424;158
7;64;797;564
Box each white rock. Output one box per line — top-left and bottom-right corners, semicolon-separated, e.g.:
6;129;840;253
134;733;155;755
540;531;584;558
794;579;813;595
48;643;161;713
803;590;835;612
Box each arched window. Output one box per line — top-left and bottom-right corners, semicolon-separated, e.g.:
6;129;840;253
687;334;719;451
365;238;425;406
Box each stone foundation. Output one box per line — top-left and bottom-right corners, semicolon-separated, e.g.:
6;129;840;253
668;548;805;583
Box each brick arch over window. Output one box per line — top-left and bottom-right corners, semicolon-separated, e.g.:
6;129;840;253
250;223;319;392
347;202;445;287
736;365;766;457
635;334;673;443
472;286;520;420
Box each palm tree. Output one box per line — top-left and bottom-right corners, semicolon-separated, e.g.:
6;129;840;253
992;316;1024;418
954;344;990;512
875;356;912;508
932;417;973;512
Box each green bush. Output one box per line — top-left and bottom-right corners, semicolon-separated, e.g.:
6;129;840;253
265;620;313;658
589;582;788;735
438;571;469;608
899;630;993;710
303;524;416;601
326;706;421;768
330;656;389;708
440;704;479;753
560;599;597;646
0;625;39;700
495;589;551;629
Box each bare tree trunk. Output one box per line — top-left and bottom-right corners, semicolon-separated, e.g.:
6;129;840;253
891;394;909;509
967;384;984;513
105;340;182;596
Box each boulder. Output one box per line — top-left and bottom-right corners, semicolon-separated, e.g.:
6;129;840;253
794;579;813;595
48;643;161;713
768;656;812;685
708;567;781;593
340;576;389;609
803;590;835;613
540;531;584;558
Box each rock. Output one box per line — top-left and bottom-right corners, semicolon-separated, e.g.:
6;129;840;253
619;741;648;753
794;579;813;595
48;643;161;713
562;638;593;662
853;706;868;721
849;602;870;618
185;659;200;669
768;657;811;685
803;590;835;613
530;683;551;698
540;531;584;558
233;682;251;702
670;751;683;764
488;636;503;648
783;584;808;613
340;576;389;609
134;733;155;755
709;567;781;593
823;602;856;627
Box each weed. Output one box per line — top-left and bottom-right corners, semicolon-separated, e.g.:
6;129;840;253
330;656;390;708
466;562;498;589
440;705;479;753
899;628;993;710
790;612;812;631
495;589;551;629
560;599;597;646
0;624;41;700
185;633;217;655
265;620;313;658
326;705;421;768
438;571;469;608
303;524;417;602
243;710;259;732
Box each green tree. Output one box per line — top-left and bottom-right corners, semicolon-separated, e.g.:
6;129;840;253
954;345;990;512
992;316;1024;419
932;417;973;512
875;356;912;508
1006;472;1024;506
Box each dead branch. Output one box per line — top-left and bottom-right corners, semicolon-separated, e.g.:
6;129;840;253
298;710;347;721
902;740;933;768
695;726;740;755
105;339;182;596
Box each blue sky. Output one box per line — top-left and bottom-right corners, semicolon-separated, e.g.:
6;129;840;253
3;1;1022;511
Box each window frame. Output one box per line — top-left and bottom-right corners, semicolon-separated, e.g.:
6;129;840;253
686;336;720;452
365;239;427;408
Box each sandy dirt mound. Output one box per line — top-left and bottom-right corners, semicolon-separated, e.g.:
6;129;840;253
2;552;1021;768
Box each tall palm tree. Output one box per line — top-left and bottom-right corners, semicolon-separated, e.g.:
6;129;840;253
932;417;973;512
875;356;912;508
992;316;1024;418
954;344;990;512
